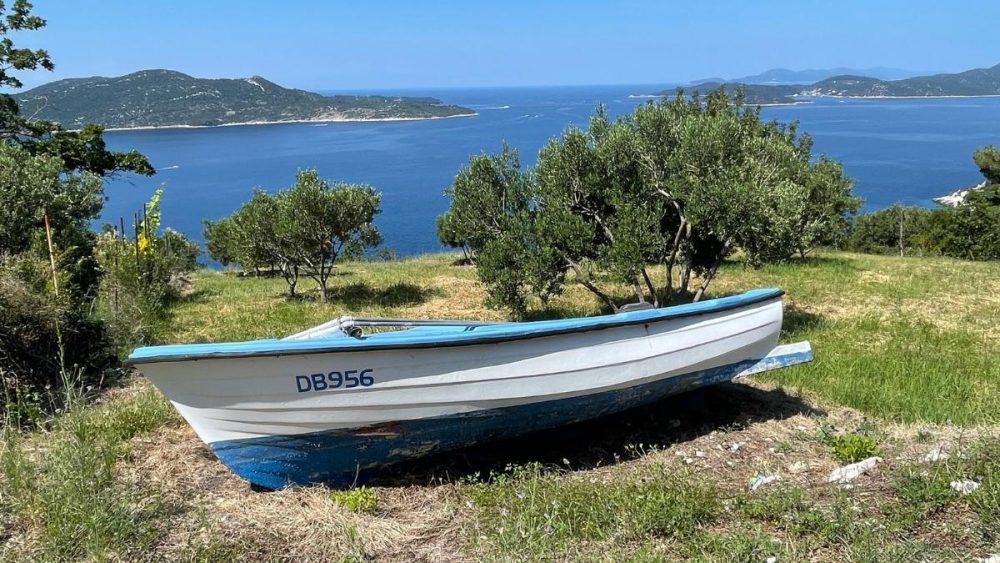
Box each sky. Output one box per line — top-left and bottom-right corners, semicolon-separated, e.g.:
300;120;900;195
11;0;1000;91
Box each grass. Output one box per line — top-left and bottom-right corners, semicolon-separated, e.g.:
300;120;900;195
1;250;998;560
0;381;180;561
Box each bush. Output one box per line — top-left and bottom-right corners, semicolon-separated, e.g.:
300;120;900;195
95;189;199;352
848;147;1000;261
0;254;115;425
827;433;880;464
847;205;933;255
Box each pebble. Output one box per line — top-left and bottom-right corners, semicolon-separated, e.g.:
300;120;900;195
788;461;808;474
766;557;778;563
950;479;980;495
923;446;950;463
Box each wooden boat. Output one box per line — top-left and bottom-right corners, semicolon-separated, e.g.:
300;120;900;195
127;287;811;489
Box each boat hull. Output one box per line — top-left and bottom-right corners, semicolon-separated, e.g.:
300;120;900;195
133;289;800;488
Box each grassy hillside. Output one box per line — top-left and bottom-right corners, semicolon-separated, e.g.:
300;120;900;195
2;251;998;560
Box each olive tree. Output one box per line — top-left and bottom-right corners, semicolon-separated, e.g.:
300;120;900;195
443;89;859;316
204;170;382;299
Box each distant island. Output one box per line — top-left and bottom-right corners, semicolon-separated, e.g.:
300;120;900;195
644;63;1000;106
15;69;476;129
690;66;924;86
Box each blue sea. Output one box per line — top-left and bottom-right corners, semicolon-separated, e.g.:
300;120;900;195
103;86;1000;256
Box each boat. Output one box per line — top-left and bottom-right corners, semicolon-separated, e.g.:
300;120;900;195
127;287;812;489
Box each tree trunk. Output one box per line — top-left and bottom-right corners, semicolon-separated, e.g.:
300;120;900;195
640;268;658;307
693;239;732;302
679;261;692;295
565;258;618;312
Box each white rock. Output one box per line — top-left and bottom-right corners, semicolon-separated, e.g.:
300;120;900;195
976;554;1000;563
923;446;949;463
749;472;781;492
950;479;980;495
788;461;808;474
729;442;744;452
684;457;694;464
766;557;778;563
695;449;705;458
827;456;882;483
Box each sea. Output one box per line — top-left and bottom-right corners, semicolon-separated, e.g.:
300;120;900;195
102;85;1000;256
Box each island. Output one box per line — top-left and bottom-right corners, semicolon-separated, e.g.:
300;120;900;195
14;69;476;129
645;62;1000;105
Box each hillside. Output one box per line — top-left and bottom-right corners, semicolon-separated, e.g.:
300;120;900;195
693;66;922;85
14;69;476;129
804;63;1000;96
650;62;1000;104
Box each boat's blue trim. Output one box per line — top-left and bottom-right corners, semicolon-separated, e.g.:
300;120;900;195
208;343;812;489
128;288;783;364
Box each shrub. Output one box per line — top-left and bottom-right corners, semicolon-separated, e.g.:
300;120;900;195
95;189;199;352
330;486;378;514
0;254;115;424
827;433;880;464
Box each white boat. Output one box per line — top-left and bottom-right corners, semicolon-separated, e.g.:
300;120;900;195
127;287;811;489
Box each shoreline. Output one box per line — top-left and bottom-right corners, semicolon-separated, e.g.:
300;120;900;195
798;93;1000;100
101;112;477;132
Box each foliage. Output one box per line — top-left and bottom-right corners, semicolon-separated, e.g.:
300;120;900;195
973;144;1000;184
847;204;933;255
826;433;880;464
330;487;378;514
0;254;115;425
94;189;199;352
435;210;473;262
0;1;153;177
204;170;382;299
1;382;178;560
443;90;858;316
0;0;52;89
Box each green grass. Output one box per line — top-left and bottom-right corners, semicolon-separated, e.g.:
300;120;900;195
0;382;180;561
463;462;720;560
710;252;1000;424
464;438;1000;561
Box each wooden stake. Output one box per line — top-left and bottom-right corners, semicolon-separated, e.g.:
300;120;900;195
43;208;59;297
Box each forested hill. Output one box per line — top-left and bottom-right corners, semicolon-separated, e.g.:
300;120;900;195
649;63;1000;105
15;69;476;129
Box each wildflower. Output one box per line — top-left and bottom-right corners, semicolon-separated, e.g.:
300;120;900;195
543;525;554;535
516;490;527;499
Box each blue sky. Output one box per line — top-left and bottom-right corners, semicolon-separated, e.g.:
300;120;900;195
12;0;1000;90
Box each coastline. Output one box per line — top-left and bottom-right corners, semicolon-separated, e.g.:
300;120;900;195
627;93;812;107
100;111;477;132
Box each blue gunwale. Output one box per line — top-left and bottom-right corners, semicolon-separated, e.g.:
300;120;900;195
128;287;783;365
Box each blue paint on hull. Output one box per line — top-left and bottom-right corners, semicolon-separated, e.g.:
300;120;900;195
209;349;811;489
